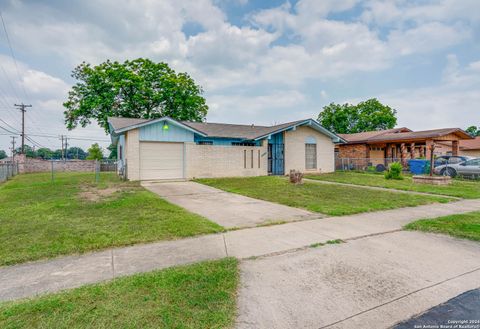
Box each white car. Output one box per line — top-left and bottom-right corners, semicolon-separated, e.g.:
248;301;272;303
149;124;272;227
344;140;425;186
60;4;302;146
434;158;480;178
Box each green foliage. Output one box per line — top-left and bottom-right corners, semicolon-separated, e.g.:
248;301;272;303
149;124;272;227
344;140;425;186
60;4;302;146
198;176;446;216
307;171;480;199
63;58;208;133
86;143;104;160
0;258;239;328
465;126;480;137
385;162;404;180
318;98;397;134
15;144;37;158
405;211;480;242
36;147;53;159
0;149;6;159
366;165;377;173
0;173;222;265
107;143;117;159
66;147;87;160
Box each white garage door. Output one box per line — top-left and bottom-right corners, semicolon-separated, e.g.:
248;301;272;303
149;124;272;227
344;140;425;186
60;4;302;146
140;142;184;180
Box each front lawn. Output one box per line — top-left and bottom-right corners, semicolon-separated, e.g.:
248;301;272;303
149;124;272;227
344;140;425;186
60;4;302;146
405;211;480;241
0;173;223;266
307;171;480;199
197;176;451;216
0;258;239;329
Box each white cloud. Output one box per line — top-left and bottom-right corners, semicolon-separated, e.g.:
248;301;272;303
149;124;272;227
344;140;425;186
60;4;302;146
0;0;478;152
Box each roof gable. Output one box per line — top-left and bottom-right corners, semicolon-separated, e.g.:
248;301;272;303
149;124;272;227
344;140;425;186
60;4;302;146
108;117;344;143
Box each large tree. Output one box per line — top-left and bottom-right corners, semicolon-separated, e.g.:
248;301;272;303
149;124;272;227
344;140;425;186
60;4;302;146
86;143;104;160
66;147;87;160
318;98;397;134
0;150;7;159
465;126;480;137
64;58;208;133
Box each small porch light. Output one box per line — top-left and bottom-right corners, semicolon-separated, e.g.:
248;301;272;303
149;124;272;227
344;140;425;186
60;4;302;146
163;121;169;131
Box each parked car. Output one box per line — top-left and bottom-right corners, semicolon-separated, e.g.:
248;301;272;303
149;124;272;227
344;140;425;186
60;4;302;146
434;155;473;167
434;158;480;178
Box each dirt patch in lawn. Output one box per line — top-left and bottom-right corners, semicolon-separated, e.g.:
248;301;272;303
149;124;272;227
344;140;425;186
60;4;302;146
79;186;121;202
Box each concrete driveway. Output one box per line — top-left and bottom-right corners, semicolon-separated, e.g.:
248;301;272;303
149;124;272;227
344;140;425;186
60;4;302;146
142;181;315;228
237;231;480;329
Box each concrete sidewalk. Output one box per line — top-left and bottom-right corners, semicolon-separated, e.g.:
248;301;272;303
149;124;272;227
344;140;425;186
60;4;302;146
237;231;480;329
1;199;480;302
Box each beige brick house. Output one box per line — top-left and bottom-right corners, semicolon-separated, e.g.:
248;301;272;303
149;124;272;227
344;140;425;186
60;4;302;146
108;117;344;181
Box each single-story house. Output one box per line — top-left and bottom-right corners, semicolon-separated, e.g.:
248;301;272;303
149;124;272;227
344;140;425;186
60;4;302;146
336;127;473;167
460;137;480;157
108;117;344;181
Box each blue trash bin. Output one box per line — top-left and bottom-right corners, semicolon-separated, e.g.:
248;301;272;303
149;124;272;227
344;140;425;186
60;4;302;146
408;159;428;175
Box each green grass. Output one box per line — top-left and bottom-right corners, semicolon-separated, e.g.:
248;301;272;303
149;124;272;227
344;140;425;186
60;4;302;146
309;239;344;248
0;258;239;329
196;176;451;216
0;173;223;266
306;171;480;199
405;211;480;241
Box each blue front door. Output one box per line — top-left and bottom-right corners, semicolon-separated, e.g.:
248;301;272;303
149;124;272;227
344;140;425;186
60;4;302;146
268;143;284;175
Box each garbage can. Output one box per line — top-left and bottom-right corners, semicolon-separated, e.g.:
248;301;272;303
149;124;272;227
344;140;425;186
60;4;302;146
408;159;428;175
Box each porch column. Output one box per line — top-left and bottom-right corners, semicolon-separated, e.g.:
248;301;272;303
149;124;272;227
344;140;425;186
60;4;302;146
452;140;459;156
400;143;408;167
419;145;425;158
410;143;415;159
426;139;435;176
385;143;391;166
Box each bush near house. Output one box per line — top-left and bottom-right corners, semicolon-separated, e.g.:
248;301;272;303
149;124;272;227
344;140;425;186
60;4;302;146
385;162;404;180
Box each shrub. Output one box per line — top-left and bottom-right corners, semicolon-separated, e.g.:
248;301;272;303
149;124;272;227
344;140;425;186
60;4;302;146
385;162;404;180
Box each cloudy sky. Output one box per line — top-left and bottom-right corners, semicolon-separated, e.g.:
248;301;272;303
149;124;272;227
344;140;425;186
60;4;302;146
0;0;479;153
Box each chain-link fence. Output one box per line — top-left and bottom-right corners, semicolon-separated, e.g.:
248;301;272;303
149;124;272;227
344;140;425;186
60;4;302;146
335;157;405;172
0;162;19;183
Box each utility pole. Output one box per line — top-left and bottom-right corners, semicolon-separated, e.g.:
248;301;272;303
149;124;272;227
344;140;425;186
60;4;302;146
10;136;16;161
60;135;64;161
14;103;32;154
64;136;68;162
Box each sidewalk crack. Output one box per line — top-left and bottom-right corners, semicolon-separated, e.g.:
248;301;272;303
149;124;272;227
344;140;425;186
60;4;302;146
222;234;229;257
111;249;115;279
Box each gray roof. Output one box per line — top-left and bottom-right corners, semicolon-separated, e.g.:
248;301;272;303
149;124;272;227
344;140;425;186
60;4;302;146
107;117;343;142
181;119;308;140
108;117;149;131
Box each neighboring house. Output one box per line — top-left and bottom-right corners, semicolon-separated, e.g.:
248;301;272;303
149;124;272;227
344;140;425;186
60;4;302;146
108;117;344;181
337;127;473;167
460;137;480;157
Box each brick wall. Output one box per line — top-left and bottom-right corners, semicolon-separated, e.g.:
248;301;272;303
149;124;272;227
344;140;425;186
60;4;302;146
16;154;96;173
185;141;268;179
337;144;369;159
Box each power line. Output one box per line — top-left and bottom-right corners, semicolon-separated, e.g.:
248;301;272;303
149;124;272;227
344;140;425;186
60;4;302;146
0;10;29;101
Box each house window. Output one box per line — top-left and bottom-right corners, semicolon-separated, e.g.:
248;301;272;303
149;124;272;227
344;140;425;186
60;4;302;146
198;141;213;145
232;142;256;146
305;143;317;169
119;145;123;160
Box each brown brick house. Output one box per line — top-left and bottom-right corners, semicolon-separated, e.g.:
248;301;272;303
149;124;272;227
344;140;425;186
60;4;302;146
336;127;473;168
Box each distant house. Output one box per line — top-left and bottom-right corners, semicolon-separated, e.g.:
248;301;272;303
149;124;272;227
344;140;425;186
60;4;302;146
337;127;473;167
108;117;344;181
459;137;480;157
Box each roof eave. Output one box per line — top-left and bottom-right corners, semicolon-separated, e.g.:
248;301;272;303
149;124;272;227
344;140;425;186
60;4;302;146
113;117;208;137
253;119;346;143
